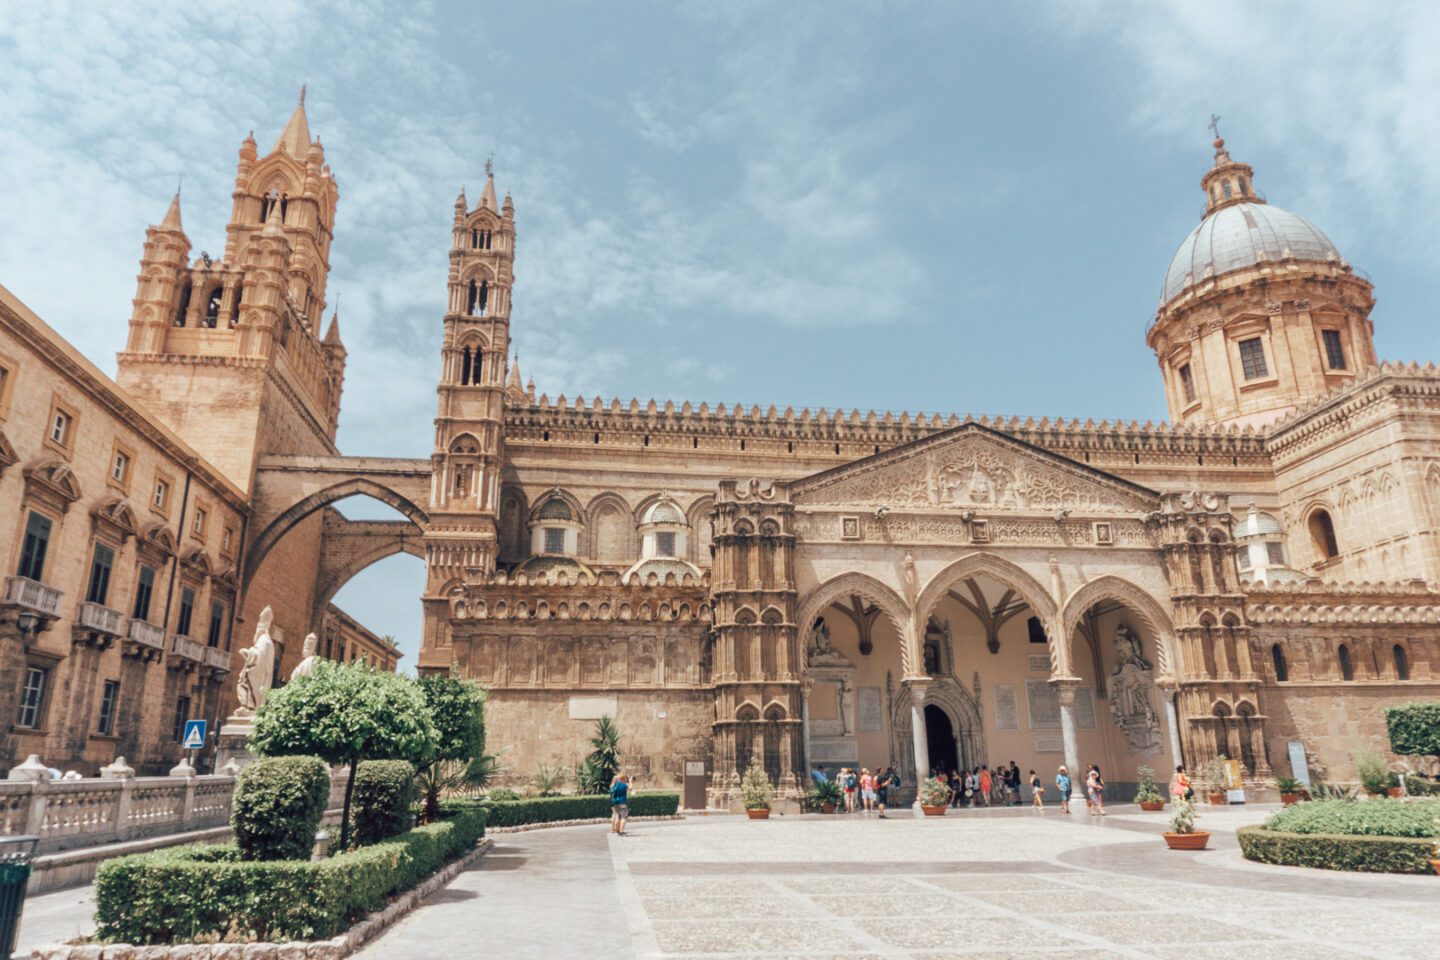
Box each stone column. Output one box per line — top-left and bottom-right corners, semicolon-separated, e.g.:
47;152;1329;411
1052;677;1081;785
905;680;929;816
800;678;814;779
1159;683;1184;768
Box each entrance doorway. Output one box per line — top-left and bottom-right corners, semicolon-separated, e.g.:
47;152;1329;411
924;704;958;776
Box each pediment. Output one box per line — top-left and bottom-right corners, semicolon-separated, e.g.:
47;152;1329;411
791;423;1157;515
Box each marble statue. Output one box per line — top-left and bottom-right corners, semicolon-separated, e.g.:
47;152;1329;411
290;632;321;682
1108;624;1161;754
236;606;277;713
839;677;855;736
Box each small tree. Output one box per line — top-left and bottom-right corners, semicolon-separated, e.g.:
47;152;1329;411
740;765;774;810
251;661;437;849
415;673;489;821
576;715;622;794
1387;701;1440;765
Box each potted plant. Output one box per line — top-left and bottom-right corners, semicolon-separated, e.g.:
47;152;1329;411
1162;796;1209;850
1354;749;1389;797
807;778;842;814
1134;764;1165;811
1275;775;1302;805
1200;755;1228;805
740;765;774;819
919;776;950;816
1385;771;1403;799
1432;816;1440;877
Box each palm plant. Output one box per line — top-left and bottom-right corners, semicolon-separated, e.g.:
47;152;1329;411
528;763;569;797
576;716;623;794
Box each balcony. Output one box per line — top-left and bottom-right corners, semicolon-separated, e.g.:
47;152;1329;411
124;619;167;660
76;601;126;638
169;635;205;669
4;575;64;620
202;645;231;672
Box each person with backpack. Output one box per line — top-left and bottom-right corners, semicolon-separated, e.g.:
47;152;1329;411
610;772;630;835
877;766;900;818
1087;764;1106;816
840;767;859;813
1055;765;1072;814
1029;769;1044;810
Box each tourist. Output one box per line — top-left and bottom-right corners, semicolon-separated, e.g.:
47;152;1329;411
979;765;992;807
1171;764;1194;801
610;772;630;835
963;767;977;807
878;766;899;818
949;769;963;807
841;767;858;813
1082;764;1095;813
1029;769;1044;810
1087;765;1106;816
860;767;877;815
1055;765;1072;814
1010;762;1023;805
811;763;829;785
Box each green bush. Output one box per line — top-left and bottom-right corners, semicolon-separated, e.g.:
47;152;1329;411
450;792;679;828
1403;773;1440;796
488;787;521;801
1386;701;1440;761
1263;798;1440;838
1237;824;1435;874
352;760;417;845
230;756;331;861
95;806;486;944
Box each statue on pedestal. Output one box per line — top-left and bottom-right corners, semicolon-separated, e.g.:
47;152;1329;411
236;606;277;714
290;632;322;682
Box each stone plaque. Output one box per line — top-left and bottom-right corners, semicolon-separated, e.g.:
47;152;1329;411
1074;686;1096;730
685;761;705;776
1025;679;1060;729
1026;655;1050;674
858;686;884;732
810;681;839;719
1035;736;1063;754
568;696;618;720
994;684;1019;730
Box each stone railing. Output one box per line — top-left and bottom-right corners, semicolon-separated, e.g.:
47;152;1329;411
77;600;125;636
203;645;232;671
3;574;64;617
126;618;167;652
170;634;205;664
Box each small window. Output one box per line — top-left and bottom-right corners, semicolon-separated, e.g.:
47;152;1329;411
207;601;226;648
222;526;236;555
1338;644;1354;681
1265;542;1286;566
17;511;53;581
1322;329;1346;370
1026;616;1047;645
1239;178;1250;196
17;667;48;729
1308;510;1339;560
1222;180;1233;199
655;531;677;557
1394;644;1410;681
87;542;116;605
1237;549;1253;571
543;527;566;554
111;449;131;485
1238;338;1269;380
132;565;156;621
1270;644;1288;682
154;478;171;511
174;282;191;326
50;409;72;446
172;696;191;743
177;586;196;637
193;507;208;537
0;360;12;417
1178;363;1196;404
203;288;223;328
97;680;120;735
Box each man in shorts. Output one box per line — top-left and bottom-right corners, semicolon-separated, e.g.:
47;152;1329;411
610;772;630;835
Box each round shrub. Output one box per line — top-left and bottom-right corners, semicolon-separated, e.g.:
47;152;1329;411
352;759;417;845
231;755;331;861
1386;700;1440;762
1262;798;1440;838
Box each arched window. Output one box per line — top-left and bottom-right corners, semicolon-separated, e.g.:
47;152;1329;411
460;347;472;386
762;707;783;786
1270;644;1288;682
478;279;488;315
1308;510;1339;560
1338;644;1354;681
231;282;243;326
1394;644;1410;681
174;282;191;326
203;288;223;328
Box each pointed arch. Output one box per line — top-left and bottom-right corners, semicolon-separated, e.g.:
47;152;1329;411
916;553;1059;672
585;491;635;562
796;572;910;673
1061;575;1179;679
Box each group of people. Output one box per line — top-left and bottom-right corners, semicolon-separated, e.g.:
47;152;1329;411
812;761;1113;815
931;762;1031;808
812;764;903;816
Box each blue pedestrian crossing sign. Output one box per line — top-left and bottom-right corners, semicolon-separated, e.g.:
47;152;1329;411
182;720;207;750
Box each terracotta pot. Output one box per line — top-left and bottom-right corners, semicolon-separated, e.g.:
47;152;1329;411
921;804;948;816
820;802;835;814
1163;831;1210;850
746;808;770;820
1208;792;1226;806
1387;787;1404;799
1139;800;1165;811
1431;859;1440;877
1280;792;1300;806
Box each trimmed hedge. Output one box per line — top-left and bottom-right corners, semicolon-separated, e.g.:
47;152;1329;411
352;759;416;845
95;806;486;944
1386;700;1440;761
1262;798;1440;838
454;792;679;828
1403;773;1440;796
1237;824;1435;874
231;755;331;861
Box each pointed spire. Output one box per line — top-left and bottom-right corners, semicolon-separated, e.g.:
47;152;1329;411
507;353;522;391
324;309;343;346
160;191;184;231
479;160;498;212
262;190;286;236
455;185;467;211
272;87;312;158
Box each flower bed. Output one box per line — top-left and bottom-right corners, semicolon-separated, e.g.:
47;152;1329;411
459;792;679;828
92;806;486;944
1237;798;1439;874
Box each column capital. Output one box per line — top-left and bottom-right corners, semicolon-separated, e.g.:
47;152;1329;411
1049;675;1081;705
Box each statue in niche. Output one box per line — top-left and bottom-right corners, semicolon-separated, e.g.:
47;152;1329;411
968;466;993;504
289;632;322;682
839;677;855;735
236;606;277;714
807;617;850;667
1108;623;1161;754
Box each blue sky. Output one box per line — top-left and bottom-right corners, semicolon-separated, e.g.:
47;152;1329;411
4;2;1438;669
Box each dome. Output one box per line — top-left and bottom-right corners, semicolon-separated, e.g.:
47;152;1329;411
536;497;573;521
642;499;685;526
1161;202;1341;305
1234;509;1284;541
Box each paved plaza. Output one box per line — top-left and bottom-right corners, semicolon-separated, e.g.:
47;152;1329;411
17;805;1438;959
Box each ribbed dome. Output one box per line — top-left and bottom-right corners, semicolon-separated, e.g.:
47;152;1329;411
643;499;685;525
536;497;573;521
1234;510;1283;541
1161;202;1341;305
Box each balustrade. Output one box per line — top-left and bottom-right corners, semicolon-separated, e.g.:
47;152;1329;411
77;600;125;636
126;618;167;652
3;575;64;617
170;635;205;663
203;645;232;671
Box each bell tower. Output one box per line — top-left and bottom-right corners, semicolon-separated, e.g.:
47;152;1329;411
423;164;516;600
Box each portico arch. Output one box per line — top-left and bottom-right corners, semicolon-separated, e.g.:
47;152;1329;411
1061;576;1179;680
311;521;425;629
916;553;1061;673
795;573;912;674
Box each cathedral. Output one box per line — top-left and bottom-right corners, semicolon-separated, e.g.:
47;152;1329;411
2;98;1437;805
